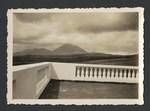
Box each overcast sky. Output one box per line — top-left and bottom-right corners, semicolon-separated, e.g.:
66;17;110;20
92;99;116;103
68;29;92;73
13;12;138;55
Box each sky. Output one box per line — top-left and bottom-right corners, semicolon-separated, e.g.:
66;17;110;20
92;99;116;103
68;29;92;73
13;12;139;55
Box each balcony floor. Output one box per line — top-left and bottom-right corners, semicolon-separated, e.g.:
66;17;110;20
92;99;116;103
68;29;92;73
39;80;138;99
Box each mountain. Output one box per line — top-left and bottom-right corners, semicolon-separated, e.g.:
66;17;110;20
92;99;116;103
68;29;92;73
52;44;87;55
14;48;52;56
13;44;138;66
14;44;137;58
14;44;87;56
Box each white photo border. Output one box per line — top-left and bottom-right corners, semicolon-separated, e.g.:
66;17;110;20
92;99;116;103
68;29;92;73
7;8;144;105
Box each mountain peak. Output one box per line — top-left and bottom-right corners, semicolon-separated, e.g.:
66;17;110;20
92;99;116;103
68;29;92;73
52;44;87;55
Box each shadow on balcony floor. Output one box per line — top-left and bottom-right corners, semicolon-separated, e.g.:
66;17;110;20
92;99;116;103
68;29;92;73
39;80;138;99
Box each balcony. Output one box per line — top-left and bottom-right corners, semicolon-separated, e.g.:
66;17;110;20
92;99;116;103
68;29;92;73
13;62;138;99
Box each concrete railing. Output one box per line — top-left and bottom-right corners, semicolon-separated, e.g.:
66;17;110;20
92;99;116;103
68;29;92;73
13;62;51;99
13;62;138;99
51;62;138;83
75;65;138;83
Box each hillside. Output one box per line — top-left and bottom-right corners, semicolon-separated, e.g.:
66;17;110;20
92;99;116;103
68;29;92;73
13;44;138;66
14;44;87;56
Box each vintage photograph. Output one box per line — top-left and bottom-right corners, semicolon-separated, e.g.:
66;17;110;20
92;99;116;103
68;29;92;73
7;8;144;105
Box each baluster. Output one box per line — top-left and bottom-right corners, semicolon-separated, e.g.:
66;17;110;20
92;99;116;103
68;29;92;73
128;69;131;79
103;68;106;78
96;68;99;77
132;69;135;78
115;69;118;78
83;67;86;77
75;66;78;77
124;69;127;78
101;68;103;78
119;69;123;78
79;67;82;77
81;67;84;77
118;69;120;78
105;69;108;78
122;69;124;78
85;67;88;77
90;67;93;77
88;67;91;77
94;67;97;77
107;68;110;78
109;69;112;78
134;69;137;78
99;68;102;78
126;69;129;78
113;68;116;78
111;68;114;78
77;66;80;77
130;69;134;78
92;67;95;77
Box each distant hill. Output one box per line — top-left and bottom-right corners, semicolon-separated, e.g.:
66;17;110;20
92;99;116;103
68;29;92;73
14;44;88;56
13;44;138;66
14;48;52;56
52;44;87;55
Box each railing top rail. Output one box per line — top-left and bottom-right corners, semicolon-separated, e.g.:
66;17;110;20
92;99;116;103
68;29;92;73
13;62;50;72
50;62;138;69
13;62;138;72
76;65;138;69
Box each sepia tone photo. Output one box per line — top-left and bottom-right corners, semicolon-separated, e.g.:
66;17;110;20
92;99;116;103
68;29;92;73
7;8;144;105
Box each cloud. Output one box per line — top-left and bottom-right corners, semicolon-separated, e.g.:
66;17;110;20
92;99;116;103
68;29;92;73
15;13;52;22
14;13;138;32
13;12;138;55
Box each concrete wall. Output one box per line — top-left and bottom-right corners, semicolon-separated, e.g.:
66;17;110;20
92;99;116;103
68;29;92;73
51;62;76;80
13;62;51;99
